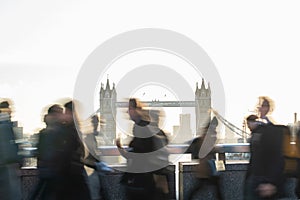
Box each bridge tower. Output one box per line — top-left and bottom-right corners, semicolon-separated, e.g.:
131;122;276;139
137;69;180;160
195;78;211;136
99;78;117;145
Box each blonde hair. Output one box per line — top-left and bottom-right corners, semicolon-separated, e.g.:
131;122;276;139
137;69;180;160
255;96;275;114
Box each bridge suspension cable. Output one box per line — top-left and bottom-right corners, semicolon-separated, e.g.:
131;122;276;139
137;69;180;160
211;109;251;138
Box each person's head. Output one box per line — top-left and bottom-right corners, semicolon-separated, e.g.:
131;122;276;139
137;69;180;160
91;114;99;131
44;104;64;125
0;100;12;116
128;98;138;122
0;101;9;109
91;114;99;124
128;98;149;123
246;114;259;131
210;116;218;128
64;101;73;114
63;100;75;125
48;104;63;114
256;96;274;118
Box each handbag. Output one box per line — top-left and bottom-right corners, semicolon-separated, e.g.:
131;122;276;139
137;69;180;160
207;159;220;177
207;153;225;177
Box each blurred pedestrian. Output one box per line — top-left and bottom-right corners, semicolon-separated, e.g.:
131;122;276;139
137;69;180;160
117;98;170;200
33;104;66;200
32;101;92;200
84;114;110;200
185;117;223;200
0;100;22;200
61;100;92;200
244;97;286;199
85;115;101;163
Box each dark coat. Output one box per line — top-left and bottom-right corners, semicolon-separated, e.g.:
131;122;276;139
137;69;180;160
120;120;170;200
248;124;285;193
36;120;91;200
37;123;69;178
0;120;20;165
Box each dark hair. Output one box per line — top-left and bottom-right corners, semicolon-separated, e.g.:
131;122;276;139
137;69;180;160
0;101;9;108
129;98;137;109
246;114;258;121
64;101;73;111
47;104;63;114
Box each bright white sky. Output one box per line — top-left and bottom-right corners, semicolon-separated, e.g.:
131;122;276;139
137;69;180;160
1;0;300;135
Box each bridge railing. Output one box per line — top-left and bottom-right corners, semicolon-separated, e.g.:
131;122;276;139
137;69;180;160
97;143;250;155
20;143;251;168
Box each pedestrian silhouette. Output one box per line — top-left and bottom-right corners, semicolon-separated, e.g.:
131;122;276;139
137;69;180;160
244;96;286;199
0;99;22;200
32;104;66;200
117;98;171;200
185;117;223;200
31;100;93;200
61;100;92;200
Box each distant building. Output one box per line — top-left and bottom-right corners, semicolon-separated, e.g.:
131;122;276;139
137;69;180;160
172;114;193;144
195;78;211;136
99;79;117;145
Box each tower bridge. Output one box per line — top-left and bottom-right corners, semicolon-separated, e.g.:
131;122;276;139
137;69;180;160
98;78;247;144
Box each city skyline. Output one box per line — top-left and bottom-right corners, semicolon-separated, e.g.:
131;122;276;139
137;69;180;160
1;1;300;135
99;77;211;145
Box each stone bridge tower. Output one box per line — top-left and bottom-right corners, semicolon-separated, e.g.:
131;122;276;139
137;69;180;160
195;78;211;136
99;78;117;145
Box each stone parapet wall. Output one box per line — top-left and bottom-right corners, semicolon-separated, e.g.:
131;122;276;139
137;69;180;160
20;163;298;200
